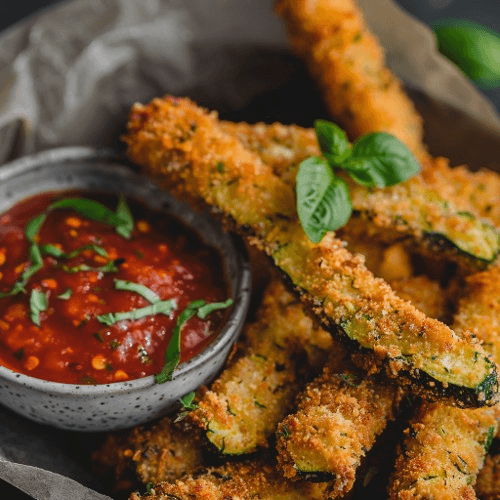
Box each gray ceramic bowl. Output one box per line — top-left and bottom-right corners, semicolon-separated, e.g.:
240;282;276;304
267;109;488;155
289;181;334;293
0;147;251;431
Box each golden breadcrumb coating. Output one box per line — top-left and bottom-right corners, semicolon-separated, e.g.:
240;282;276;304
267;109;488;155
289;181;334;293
188;278;332;455
129;458;329;500
274;0;430;166
92;417;203;488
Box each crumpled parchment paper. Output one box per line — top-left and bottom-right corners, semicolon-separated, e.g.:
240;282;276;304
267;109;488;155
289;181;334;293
0;0;500;498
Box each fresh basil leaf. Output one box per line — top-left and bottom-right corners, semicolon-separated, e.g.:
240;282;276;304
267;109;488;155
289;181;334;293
296;157;352;243
66;244;108;259
40;244;64;258
96;299;178;326
433;19;500;90
314;120;352;164
49;198;125;227
180;391;197;410
115;195;134;239
25;214;46;242
57;289;72;300
0;243;44;298
197;298;233;319
344;132;420;187
155;300;204;384
114;279;160;304
30;289;47;326
61;260;119;274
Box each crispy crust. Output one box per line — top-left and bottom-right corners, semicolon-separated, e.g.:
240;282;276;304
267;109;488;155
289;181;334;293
123;96;497;406
92;417;204;488
276;363;402;494
129;458;329;500
188;279;332;455
388;403;498;500
274;0;430;166
388;265;500;499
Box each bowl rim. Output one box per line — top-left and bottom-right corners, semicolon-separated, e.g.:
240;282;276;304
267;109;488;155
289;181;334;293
0;146;252;395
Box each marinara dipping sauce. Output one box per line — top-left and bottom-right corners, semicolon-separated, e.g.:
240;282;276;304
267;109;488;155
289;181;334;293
0;191;231;384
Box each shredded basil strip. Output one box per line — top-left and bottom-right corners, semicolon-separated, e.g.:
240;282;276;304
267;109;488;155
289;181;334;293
61;260;120;274
0;243;44;298
49;198;125;227
155;300;205;384
115;194;134;239
41;243;108;259
30;289;47;326
197;298;234;319
57;289;72;300
114;279;161;304
96;299;178;326
25;213;46;242
155;298;234;384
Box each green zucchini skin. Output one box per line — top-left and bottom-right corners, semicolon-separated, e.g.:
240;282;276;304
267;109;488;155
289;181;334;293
124;96;499;408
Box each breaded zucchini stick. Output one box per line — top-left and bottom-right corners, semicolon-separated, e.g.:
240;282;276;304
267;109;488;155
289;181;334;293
388;267;500;499
129;457;330;500
221;120;500;271
92;417;204;488
188;278;333;455
277;364;402;494
388;402;498;500
124;96;498;407
275;270;445;496
274;0;430;166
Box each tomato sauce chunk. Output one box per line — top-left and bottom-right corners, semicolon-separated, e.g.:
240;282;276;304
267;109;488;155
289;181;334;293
0;191;231;384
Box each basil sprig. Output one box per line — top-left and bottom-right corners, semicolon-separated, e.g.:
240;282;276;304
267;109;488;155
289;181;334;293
155;298;234;384
296;120;420;243
30;289;47;327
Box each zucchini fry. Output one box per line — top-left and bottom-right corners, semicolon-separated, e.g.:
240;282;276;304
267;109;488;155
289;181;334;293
388;403;498;500
124;96;498;407
92;417;204;488
188;278;333;455
277;364;402;494
388;267;500;499
276;266;445;495
129;457;330;500
274;0;430;166
221;120;500;272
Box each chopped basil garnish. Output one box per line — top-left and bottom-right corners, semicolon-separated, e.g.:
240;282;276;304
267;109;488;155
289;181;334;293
30;289;47;327
115;194;134;239
41;243;108;259
155;300;204;384
61;260;120;274
96;299;177;326
57;289;72;300
155;298;233;384
114;279;160;304
49;198;125;227
296;121;420;243
175;391;198;422
0;243;44;298
25;213;46;242
197;298;234;319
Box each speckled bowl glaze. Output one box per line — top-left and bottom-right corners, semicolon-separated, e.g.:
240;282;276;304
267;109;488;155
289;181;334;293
0;147;251;431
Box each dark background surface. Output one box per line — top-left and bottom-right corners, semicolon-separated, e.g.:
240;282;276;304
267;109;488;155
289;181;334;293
0;1;499;499
1;0;500;110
